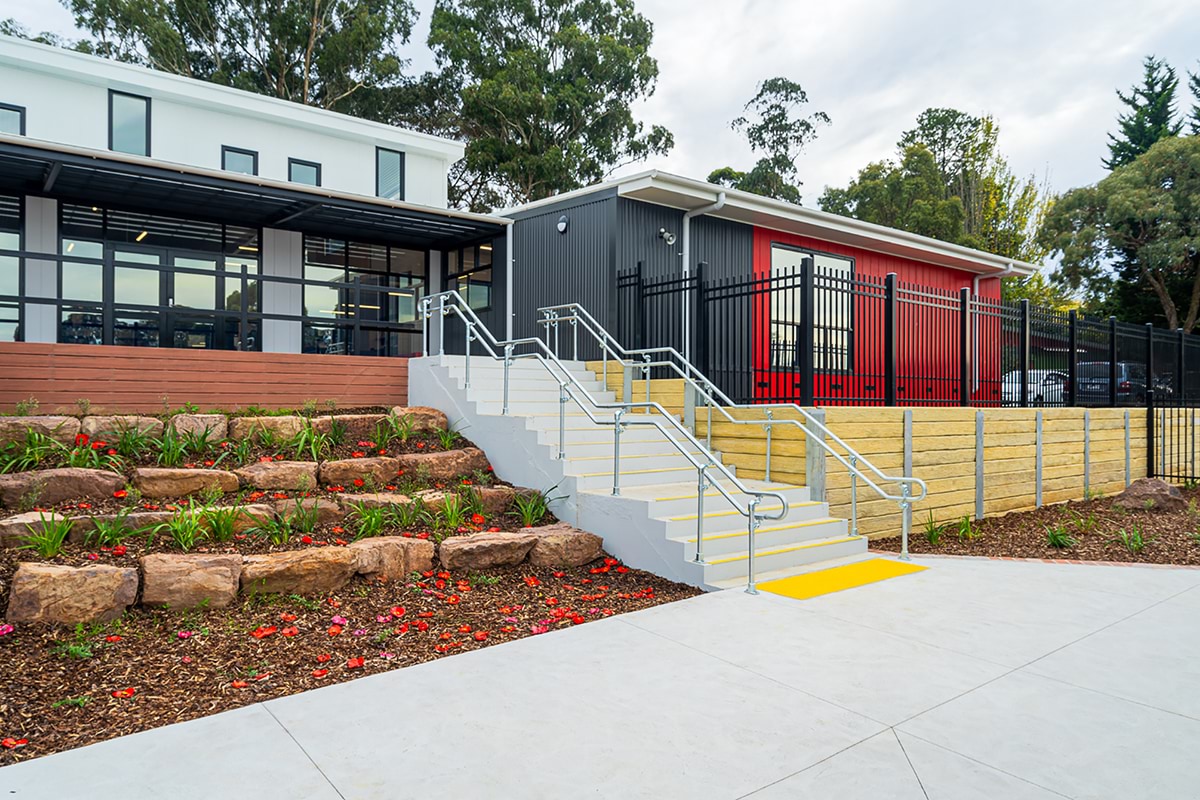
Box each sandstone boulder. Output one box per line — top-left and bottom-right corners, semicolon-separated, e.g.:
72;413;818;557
273;498;343;526
81;415;163;439
395;448;490;482
234;461;319;491
241;548;357;595
133;467;239;498
0;467;124;508
170;414;228;440
0;416;81;448
414;485;515;515
319;456;399;487
525;522;604;567
349;536;434;579
315;414;388;441
140;554;242;609
0;511;69;548
389;406;448;433
438;531;537;571
6;562;138;624
337;493;412;511
1114;477;1186;512
228;416;304;442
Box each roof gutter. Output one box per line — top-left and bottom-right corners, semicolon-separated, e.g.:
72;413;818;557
680;192;726;360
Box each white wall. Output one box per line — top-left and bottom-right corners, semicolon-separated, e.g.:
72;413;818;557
0;36;460;209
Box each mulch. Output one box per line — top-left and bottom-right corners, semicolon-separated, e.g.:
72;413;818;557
0;557;701;764
872;487;1200;565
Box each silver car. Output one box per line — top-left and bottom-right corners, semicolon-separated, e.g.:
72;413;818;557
1001;370;1068;406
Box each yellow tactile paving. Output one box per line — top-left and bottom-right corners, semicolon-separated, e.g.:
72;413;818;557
759;558;927;601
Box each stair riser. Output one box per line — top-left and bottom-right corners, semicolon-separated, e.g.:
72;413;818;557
460;388;617;404
556;441;706;459
443;366;599;383
535;429;665;448
662;504;833;538
517;414;680;431
448;377;609;394
563;453;712;476
703;536;867;583
645;487;812;517
574;468;712;490
684;520;849;559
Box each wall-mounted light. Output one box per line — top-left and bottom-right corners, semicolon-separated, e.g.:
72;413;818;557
557;214;569;234
135;230;148;242
658;227;677;247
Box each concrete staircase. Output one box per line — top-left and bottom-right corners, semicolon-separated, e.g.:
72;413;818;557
409;355;866;590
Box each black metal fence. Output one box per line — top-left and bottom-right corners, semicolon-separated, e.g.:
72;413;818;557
615;259;1200;409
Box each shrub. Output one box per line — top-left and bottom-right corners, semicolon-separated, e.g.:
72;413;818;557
14;396;39;416
84;508;138;549
921;511;942;546
348;502;387;540
512;484;564;528
202;505;246;543
434;426;461;450
153;429;189;468
388;498;431;531
1045;524;1076;549
151;511;207;552
21;512;74;558
1113;525;1149;554
290;420;332;461
115;426;153;460
0;429;59;474
955;515;977;541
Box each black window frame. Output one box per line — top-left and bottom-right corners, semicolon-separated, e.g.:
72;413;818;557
107;90;151;157
221;145;259;176
0;103;26;136
375;147;406;201
445;242;494;313
769;241;856;375
288;158;322;187
0;193;24;343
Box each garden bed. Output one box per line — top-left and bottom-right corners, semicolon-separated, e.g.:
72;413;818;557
873;480;1200;566
0;556;699;764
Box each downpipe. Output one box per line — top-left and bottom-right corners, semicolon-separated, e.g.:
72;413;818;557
681;191;726;361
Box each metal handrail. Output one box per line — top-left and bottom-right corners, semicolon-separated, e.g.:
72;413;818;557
536;302;928;558
421;292;788;593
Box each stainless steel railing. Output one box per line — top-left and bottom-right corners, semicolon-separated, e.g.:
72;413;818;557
421;292;787;593
536;303;928;560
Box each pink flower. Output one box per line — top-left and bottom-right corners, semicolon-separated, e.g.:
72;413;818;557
379;651;396;659
0;623;13;636
530;624;550;635
177;630;193;639
376;615;392;623
331;615;348;626
352;628;368;636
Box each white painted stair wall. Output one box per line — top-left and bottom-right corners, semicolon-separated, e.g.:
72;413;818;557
409;355;865;589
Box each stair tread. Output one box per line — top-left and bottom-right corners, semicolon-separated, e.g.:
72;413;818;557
705;534;865;566
675;516;844;544
663;501;822;522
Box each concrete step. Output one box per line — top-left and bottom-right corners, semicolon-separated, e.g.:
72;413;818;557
672;516;847;559
461;388;618;404
550;439;703;458
516;412;681;431
609;481;810;517
447;375;609;394
562;450;713;476
573;465;718;490
535;427;665;447
701;534;867;583
659;499;830;538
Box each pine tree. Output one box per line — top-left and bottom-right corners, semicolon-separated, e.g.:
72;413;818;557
1103;55;1182;170
1188;64;1200;135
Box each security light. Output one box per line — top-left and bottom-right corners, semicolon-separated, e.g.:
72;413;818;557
658;228;677;247
557;214;569;234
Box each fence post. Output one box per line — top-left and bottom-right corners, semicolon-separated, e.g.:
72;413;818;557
884;273;899;407
959;288;971;407
634;261;645;350
1147;389;1155;478
1178;328;1186;405
1019;299;1031;408
1068;309;1078;407
798;257;815;406
1108;316;1118;407
1145;323;1155;410
695;262;708;377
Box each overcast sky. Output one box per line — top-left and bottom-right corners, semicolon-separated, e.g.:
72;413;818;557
7;0;1200;200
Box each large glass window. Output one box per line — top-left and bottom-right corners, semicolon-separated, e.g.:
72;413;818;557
289;158;321;187
769;245;853;372
447;243;493;311
376;148;405;200
0;104;25;136
0;194;20;342
109;91;150;156
222;146;258;176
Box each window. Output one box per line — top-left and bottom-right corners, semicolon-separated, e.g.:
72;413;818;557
289;158;321;187
0;194;20;342
222;146;258;176
769;244;853;372
447;243;493;311
0;103;25;136
108;91;150;156
376;147;405;200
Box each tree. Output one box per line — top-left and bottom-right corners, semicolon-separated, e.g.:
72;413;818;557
707;77;829;203
423;0;673;211
1040;136;1200;332
56;0;417;111
1000;270;1079;310
1103;55;1182;171
819;108;1050;264
1189;63;1200;135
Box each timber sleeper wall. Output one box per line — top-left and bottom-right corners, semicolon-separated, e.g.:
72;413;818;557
0;343;409;414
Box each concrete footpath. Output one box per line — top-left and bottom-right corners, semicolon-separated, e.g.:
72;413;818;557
3;556;1199;799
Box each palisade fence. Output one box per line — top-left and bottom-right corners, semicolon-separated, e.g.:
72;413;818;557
615;259;1200;417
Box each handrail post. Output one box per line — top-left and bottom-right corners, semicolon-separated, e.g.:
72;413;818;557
643;355;651;405
706;384;713;450
602;333;608;388
850;455;858;537
572;318;579;362
420;298;429;357
558;382;568;460
502;344;513;416
899;483;911;561
764;409;774;482
437;294;446;356
693;465;708;564
745;497;760;595
612;409;625;496
464;321;473;388
553;314;560;358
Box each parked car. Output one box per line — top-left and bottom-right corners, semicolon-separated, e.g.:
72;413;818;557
1074;361;1148;405
1001;370;1068;406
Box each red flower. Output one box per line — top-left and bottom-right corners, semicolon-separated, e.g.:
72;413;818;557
604;557;619;567
183;463;196;469
553;571;565;578
523;576;541;587
301;535;313;544
251;625;277;639
488;526;500;532
272;492;289;499
77;502;92;510
352;478;364;488
203;460;215;467
390;606;406;617
417;611;434;618
446;595;461;605
346;656;365;669
74;433;89;447
415;620;430;632
545;597;559;607
143;503;160;511
1;738;29;750
416;442;426;449
471;513;485;525
112;545;127;556
280;612;297;622
106;448;117;456
395;623;409;634
616;566;630;573
311;669;329;678
458;624;472;633
113;489;128;499
111;687;136;698
435;579;446;589
473;631;488;641
326;485;345;493
351;451;366;459
331;526;345;534
230;680;249;689
281;626;299;637
385;485;397;491
334;538;347;546
274;455;284;461
316;653;332;663
247;492;265;501
416;532;430;540
378;449;387;456
327;625;343;637
105;635;122;643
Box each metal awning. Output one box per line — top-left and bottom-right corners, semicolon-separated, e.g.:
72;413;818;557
0;136;508;248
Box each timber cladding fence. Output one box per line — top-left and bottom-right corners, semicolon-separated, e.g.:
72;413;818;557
0;342;409;414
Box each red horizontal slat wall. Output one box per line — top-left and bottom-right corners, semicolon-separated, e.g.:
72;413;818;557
0;343;408;414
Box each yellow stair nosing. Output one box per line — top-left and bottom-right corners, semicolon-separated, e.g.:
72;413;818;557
685;517;842;543
707;535;862;565
568;451;704;463
667;501;819;521
578;466;696;477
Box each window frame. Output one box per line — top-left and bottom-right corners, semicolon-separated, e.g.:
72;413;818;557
221;145;259;176
445;243;494;313
107;90;151;157
375;147;406;201
288;157;322;187
768;242;855;375
0;102;26;136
